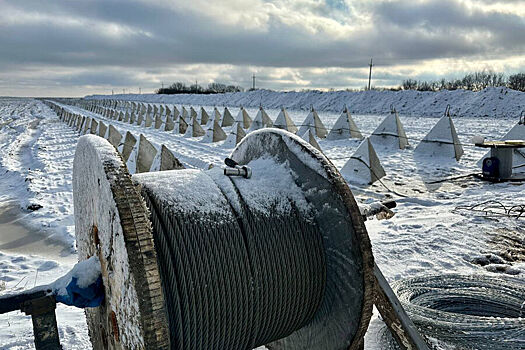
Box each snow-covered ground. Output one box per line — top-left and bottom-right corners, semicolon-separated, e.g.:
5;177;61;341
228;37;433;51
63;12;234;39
88;86;525;118
1;93;524;349
0;98;89;349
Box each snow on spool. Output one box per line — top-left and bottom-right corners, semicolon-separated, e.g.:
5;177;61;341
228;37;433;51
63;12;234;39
73;129;374;350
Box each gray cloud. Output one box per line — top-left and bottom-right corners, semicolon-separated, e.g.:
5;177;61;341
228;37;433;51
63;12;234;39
0;0;524;95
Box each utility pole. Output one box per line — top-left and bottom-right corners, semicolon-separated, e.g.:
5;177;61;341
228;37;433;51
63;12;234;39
368;58;374;91
252;74;256;90
139;87;141;94
111;89;114;95
161;82;164;89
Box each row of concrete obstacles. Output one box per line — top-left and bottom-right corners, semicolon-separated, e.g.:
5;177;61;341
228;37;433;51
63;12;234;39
55;98;523;186
71;99;463;154
44;101;184;175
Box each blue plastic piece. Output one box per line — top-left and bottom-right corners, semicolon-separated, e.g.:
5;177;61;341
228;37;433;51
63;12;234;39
482;157;500;179
55;275;104;308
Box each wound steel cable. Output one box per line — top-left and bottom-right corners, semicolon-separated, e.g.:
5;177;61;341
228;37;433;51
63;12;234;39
140;170;326;350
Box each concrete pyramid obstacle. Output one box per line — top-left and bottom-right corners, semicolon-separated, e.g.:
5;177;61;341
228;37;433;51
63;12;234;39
130;111;136;124
221;107;235;127
102;122;111;139
120;131;137;163
83;117;91;134
327;106;363;140
118;111;124;122
184;116;205;138
98;121;108;138
137;134;158;173
150;145;185;171
225;122;246;147
139;103;147;123
213;107;222;125
154;113;163;129
136;108;145;126
78;116;86;132
236;106;252;129
90;119;98;135
248;106;273;132
176;116;188;134
124;111;130;123
145;112;154;128
153;105;158;119
190;106;198;120
297;107;328;138
203;118;227;143
165;115;175;131
415;108;463;161
370;108;409;150
182;106;189;120
198;107;210;125
341;138;386;185
300;129;322;152
172;106;180;119
274;107;298;134
108;125;123;148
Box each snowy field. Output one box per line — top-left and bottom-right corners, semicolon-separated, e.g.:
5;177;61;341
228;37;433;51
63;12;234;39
0;95;524;349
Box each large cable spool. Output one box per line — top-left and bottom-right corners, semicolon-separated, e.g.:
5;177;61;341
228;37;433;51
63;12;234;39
73;129;374;349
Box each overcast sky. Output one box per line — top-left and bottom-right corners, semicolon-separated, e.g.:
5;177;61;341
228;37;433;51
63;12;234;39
0;0;524;96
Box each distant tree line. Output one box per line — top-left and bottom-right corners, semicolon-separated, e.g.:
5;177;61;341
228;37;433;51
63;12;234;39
401;71;525;92
156;82;244;94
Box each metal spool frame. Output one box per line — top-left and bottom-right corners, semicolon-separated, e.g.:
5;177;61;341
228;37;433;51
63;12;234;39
73;129;375;349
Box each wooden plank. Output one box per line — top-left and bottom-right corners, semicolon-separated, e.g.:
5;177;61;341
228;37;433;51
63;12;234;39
374;263;430;350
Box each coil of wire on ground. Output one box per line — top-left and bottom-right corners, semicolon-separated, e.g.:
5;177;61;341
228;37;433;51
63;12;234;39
392;274;525;350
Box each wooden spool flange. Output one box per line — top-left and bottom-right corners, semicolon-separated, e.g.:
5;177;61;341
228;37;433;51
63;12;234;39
73;134;169;349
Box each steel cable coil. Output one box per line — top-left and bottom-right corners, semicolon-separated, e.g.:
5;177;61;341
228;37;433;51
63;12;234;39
140;169;326;350
392;274;525;350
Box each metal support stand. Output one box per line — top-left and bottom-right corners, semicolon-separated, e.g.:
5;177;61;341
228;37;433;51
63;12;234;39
21;296;61;350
